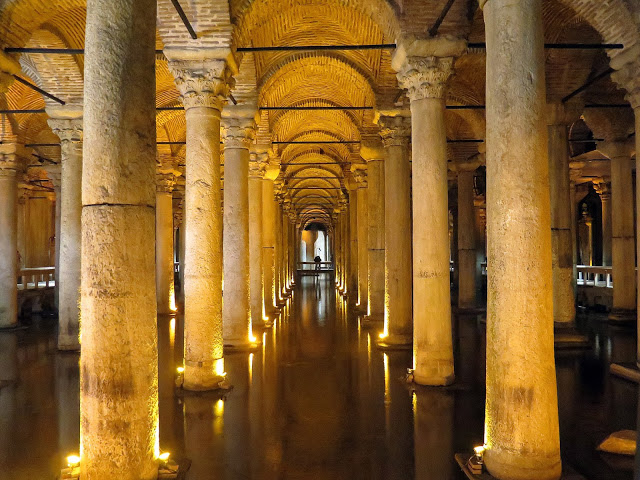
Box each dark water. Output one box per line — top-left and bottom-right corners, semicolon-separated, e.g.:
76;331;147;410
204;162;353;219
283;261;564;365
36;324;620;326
0;277;637;479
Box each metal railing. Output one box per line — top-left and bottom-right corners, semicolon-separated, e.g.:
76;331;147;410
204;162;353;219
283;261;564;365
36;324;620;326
18;267;55;290
576;265;612;288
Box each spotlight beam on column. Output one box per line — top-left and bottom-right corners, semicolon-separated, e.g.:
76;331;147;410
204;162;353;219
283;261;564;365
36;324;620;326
12;75;65;105
170;0;197;39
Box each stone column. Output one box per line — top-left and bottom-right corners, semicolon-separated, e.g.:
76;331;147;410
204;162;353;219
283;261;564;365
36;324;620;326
274;197;283;304
378;115;412;347
361;139;385;322
222;113;259;349
598;142;636;320
44;165;61;310
263;166;279;318
456;161;480;310
0;146;22;329
394;41;464;383
249;153;267;328
481;0;561;478
82;0;158;477
47;111;83;350
352;165;369;311
348;186;358;304
156;164;178;315
547;103;580;326
596;180;612;266
168;57;231;390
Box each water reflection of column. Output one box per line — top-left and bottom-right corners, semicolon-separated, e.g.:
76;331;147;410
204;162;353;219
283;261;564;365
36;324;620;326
384;351;413;480
224;354;251;478
183;395;221;479
55;353;80;459
414;387;454;480
158;316;176;454
0;333;17;470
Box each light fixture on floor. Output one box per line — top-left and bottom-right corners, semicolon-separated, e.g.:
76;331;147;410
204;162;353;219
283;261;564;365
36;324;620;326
60;454;80;479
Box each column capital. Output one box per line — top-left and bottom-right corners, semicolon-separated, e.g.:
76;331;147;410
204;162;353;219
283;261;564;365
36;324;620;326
594;178;611;199
611;45;640;110
360;135;385;162
378;115;411;147
392;36;465;101
350;163;368;187
221;116;256;149
249;152;268;178
597;140;634;160
0;143;26;177
47;114;83;144
168;58;233;111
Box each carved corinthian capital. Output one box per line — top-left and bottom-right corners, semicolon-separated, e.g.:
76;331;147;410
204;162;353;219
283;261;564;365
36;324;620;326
222;117;256;149
396;56;455;101
611;58;640;110
378;115;411;148
168;59;233;111
48;117;83;144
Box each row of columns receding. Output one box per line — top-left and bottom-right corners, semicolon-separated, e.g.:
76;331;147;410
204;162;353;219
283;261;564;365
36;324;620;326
0;0;639;479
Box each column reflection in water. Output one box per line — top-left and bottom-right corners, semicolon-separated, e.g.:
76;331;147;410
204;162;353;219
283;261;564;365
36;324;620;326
55;352;79;460
158;315;179;455
383;350;413;480
224;353;251;479
0;333;17;473
413;387;454;480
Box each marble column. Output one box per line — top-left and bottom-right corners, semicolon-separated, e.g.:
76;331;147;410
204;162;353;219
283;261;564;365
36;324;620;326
47;111;83;349
222;114;259;349
168;57;231;390
599;142;636;320
274;198;283;305
81;0;158;477
352;165;369;312
596;181;612;266
348;187;358;304
45;165;62;310
0;146;22;329
249;153;267;328
395;43;464;383
547;103;579;326
156;164;178;315
481;0;561;478
378;115;412;347
263;168;278;317
456;162;480;310
361;139;385;322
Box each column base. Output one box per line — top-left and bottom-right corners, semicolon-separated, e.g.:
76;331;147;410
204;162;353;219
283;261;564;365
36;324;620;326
608;308;636;323
455;453;571;480
553;324;589;350
224;340;262;353
377;334;412;350
482;446;562;480
362;315;383;327
411;367;455;386
182;371;230;392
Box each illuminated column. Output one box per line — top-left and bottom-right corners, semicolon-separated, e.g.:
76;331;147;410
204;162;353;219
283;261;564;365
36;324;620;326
547;103;580;326
222;113;258;349
262;165;278;318
378;115;412;347
348;185;358;304
456;160;480;310
395;42;464;383
44;165;62;310
361;139;385;322
82;0;158;476
596;180;612;266
352;164;369;311
0;145;22;329
249;153;266;327
156;163;179;315
597;142;636;320
274;196;283;304
47;111;83;349
481;0;561;478
168;57;231;390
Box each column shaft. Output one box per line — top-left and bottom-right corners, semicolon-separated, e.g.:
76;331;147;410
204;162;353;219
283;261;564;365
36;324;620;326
156;184;174;315
380;117;412;345
349;192;358;303
482;0;561;478
81;0;158;476
249;163;265;328
457;169;477;309
548;119;576;325
367;159;385;321
262;179;277;316
222;121;255;348
357;185;368;311
0;156;18;328
410;97;453;383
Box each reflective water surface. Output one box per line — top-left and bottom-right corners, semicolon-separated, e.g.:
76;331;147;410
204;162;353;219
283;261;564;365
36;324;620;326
0;277;637;479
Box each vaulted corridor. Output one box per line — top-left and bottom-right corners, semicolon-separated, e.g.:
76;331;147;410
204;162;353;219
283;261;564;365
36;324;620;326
1;277;638;479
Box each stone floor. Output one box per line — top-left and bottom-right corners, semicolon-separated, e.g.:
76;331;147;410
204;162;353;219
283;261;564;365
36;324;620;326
0;276;638;479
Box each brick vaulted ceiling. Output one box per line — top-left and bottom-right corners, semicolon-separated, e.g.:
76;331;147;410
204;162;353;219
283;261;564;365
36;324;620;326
0;0;638;226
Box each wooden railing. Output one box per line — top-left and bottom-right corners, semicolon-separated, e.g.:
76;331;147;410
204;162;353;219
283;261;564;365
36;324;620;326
18;267;55;290
577;265;612;288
